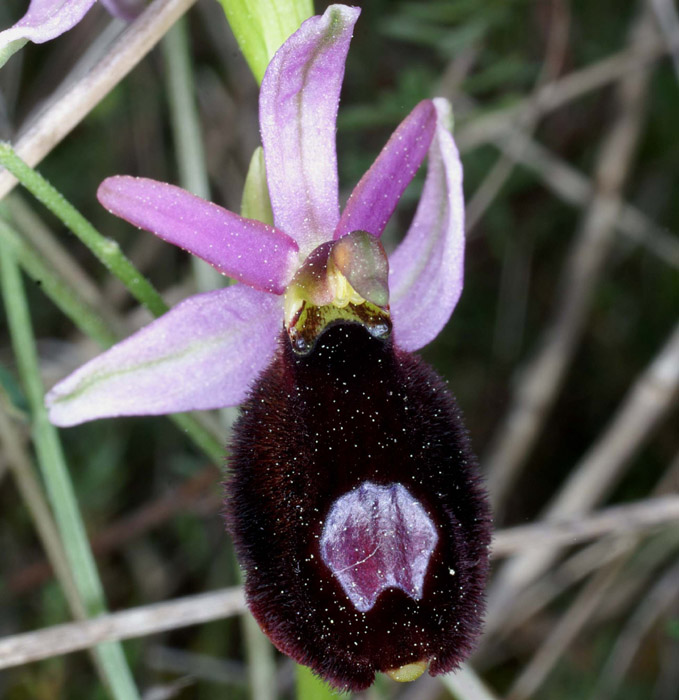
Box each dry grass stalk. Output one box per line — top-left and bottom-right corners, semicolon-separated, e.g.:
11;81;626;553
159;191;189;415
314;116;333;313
506;558;627;700
0;586;245;670
0;405;84;618
464;0;571;233
594;557;679;699
487;319;679;632
492;496;679;557
468;117;679;268
650;0;679;80
483;12;656;512
441;663;500;700
455;37;664;151
490;451;679;644
0;0;199;201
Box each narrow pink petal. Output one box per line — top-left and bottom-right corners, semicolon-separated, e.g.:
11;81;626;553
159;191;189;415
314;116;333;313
335;100;437;240
389;99;465;352
46;286;283;426
0;0;96;47
260;4;360;254
100;0;145;21
98;176;299;295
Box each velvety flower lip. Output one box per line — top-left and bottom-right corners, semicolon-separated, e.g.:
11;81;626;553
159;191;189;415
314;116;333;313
226;322;491;691
45;2;466;430
0;0;143;55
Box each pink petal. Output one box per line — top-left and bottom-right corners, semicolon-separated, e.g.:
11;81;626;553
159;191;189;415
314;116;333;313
260;4;360;254
389;99;465;352
98;177;299;295
0;0;96;47
46;286;283;426
335;100;437;240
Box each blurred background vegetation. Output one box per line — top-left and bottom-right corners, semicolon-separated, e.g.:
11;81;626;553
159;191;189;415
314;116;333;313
0;0;678;698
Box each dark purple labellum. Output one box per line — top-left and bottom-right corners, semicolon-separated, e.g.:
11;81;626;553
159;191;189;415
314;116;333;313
225;324;491;691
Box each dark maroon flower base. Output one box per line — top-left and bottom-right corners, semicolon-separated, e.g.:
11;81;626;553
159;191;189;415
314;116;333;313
225;324;491;691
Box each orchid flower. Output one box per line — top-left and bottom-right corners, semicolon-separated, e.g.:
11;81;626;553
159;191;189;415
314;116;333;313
45;4;490;691
0;0;143;65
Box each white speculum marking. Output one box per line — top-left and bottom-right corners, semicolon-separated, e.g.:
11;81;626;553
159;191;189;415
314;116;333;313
319;482;438;613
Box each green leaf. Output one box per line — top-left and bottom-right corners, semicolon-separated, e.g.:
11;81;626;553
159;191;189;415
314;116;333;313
241;147;274;225
295;664;337;700
0;363;28;419
0;244;141;700
0;37;28;69
216;0;314;84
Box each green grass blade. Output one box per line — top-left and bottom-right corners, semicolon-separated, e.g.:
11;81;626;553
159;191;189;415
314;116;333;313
0;242;141;700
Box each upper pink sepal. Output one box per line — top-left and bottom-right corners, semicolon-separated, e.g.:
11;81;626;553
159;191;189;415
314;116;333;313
98;176;300;295
388;98;465;352
260;4;360;254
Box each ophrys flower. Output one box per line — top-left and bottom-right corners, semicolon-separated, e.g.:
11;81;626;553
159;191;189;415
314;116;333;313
45;4;490;691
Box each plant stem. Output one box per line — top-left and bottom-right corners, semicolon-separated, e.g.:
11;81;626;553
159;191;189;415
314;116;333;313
0;244;140;699
0;0;200;202
295;664;336;700
0;142;168;317
162;16;225;293
6;193;117;326
0;398;85;618
0;216;118;347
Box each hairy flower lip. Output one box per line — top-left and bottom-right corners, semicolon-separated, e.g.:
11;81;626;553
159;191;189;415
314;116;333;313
226;323;491;691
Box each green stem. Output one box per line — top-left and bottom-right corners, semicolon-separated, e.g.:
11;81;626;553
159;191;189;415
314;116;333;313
0;244;140;700
162;19;210;200
0;216;118;346
6;193;120;330
162;17;225;293
171;411;224;464
295;664;337;700
0;142;167;318
0;398;85;618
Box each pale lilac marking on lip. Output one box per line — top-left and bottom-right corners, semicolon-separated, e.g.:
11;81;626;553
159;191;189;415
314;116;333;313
320;482;438;613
